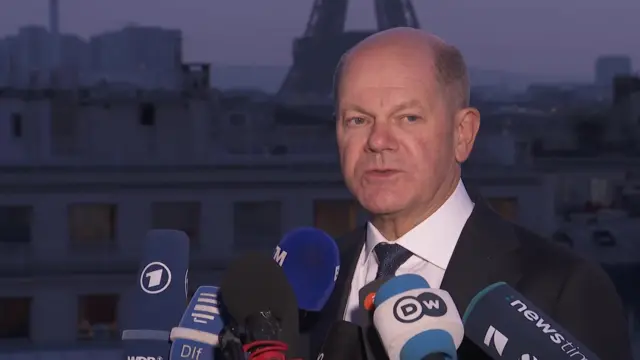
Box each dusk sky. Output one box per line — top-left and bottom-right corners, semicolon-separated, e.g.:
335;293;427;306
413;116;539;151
0;0;638;78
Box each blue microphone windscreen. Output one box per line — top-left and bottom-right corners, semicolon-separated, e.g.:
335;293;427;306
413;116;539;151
374;274;430;306
122;229;189;360
170;286;223;360
273;227;340;311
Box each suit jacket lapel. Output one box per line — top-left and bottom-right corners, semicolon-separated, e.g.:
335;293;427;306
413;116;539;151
441;200;524;315
331;226;365;320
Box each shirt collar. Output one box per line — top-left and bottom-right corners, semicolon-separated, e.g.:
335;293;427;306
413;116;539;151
364;179;475;269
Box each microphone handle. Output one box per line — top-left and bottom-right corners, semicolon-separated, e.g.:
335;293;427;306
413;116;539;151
219;326;246;360
244;312;288;360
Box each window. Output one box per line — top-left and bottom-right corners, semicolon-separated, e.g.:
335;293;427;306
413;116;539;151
139;102;155;126
11;113;22;138
151;202;201;244
77;294;118;340
68;204;117;246
0;206;32;244
233;201;281;249
313;199;360;238
0;297;30;339
487;197;518;222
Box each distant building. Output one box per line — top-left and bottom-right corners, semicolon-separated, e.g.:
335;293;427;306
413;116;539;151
89;26;183;89
0;25;183;90
595;55;632;87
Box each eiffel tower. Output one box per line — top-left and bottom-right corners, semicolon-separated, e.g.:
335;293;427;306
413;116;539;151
277;0;420;102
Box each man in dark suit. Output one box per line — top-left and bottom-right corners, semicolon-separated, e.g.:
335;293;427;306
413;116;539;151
308;27;632;359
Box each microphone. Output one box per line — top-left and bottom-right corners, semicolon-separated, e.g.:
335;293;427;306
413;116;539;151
273;227;340;311
373;274;464;360
219;325;246;360
122;229;190;360
358;276;393;359
316;321;365;360
463;282;601;360
220;252;302;360
359;276;392;312
169;285;224;360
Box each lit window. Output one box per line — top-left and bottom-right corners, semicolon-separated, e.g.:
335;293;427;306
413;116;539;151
68;204;117;246
77;294;118;340
313;199;360;238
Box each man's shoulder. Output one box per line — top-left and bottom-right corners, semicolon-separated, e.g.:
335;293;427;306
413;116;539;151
510;222;578;263
506;220;612;295
504;222;632;359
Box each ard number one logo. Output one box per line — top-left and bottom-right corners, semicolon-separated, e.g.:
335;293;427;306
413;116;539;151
140;261;172;295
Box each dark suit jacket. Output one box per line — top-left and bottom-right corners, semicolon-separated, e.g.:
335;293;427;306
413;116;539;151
308;200;633;360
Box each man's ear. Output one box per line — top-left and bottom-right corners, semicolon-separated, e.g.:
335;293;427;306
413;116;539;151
454;107;480;163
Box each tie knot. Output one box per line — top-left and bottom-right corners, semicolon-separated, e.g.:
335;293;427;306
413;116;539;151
373;243;413;279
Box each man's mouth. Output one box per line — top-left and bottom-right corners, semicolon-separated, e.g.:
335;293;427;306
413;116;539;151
364;169;402;178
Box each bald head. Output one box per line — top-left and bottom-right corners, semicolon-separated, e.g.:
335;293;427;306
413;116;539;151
334;27;470;110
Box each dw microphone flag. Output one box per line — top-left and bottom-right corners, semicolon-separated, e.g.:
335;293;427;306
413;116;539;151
373;274;464;360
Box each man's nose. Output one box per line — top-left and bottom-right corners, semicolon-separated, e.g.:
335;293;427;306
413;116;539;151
366;122;398;153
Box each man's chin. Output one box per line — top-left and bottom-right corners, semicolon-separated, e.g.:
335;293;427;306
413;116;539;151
360;199;407;216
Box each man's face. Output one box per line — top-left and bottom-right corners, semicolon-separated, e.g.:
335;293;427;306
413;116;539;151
336;52;460;216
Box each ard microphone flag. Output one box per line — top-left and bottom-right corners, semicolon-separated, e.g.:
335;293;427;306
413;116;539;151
272;227;340;311
122;229;190;360
169;286;224;360
463;282;601;360
373;274;463;360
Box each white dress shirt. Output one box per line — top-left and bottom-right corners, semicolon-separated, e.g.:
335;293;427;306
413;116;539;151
343;179;475;324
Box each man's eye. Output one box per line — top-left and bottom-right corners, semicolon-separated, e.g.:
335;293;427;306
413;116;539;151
346;117;366;126
404;115;419;122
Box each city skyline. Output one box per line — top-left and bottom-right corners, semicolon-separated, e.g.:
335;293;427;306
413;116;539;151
0;0;638;79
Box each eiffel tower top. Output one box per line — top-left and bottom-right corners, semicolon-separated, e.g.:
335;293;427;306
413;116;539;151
303;0;419;37
278;0;420;101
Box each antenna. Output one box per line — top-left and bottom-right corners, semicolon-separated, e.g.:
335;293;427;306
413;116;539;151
49;0;60;68
49;0;61;88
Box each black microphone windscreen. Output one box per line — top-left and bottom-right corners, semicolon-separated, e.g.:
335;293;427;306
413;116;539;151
219;252;300;356
318;321;365;360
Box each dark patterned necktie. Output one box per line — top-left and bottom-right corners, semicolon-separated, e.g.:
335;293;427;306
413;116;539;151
374;243;413;279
